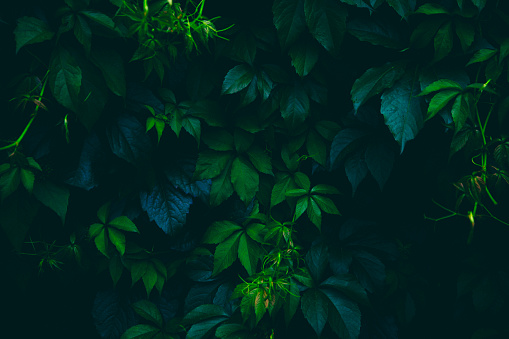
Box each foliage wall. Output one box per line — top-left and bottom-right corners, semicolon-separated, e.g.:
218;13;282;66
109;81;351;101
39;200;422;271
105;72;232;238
2;0;509;338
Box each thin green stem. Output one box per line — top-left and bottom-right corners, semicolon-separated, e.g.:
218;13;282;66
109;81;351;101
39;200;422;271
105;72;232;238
0;70;49;152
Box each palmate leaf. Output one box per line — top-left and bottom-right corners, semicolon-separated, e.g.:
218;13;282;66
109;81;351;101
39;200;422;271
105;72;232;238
131;300;163;328
14;16;55;53
49;46;82;111
304;0;347;56
330;128;370;170
433;21;453;62
209;160;234;207
347;18;404;49
381;74;423;153
212;231;242;276
426;89;461;121
92;290;137;339
386;0;416;19
222;64;255;95
301;288;328;336
288;36;319;77
90;48;126;97
272;0;306;50
120;324;160;339
344;152;369;195
351;61;406;112
33;180;70;224
322;288;361;339
231;156;259;204
280;82;310;128
364;142;395;190
140;173;193;236
107;115;151;167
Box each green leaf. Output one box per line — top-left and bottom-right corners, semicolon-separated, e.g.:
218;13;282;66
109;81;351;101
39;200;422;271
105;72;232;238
306;129;327;166
247;146;273;175
455;19;475;52
184;304;228;323
109;254;123;286
142;264;158;295
130;261;148;285
365;142;395;190
284;280;301;325
301;288;328;336
33;180;70;224
89;223;104;238
311;184;340;195
74;15;92;53
381;75;424;152
154;120;165;143
90;48;126;97
209;160;234;206
49;47;82;111
386;0;416;19
194;151;232;180
203;129;234;151
97;202;110;224
322;288;361;339
288;37;319;77
182;116;201;144
132;300;163;328
433;21;453;62
231;156;259;204
203;221;243;244
347;18;403;49
108;216;139;232
234;129;255;153
351;61;406;112
471;0;486;12
120;324;160;339
238;233;260;275
222;64;255;95
212;230;242;275
272;0;306;49
410;17;446;49
306;241;328;282
466;49;498;66
344;153;369;195
280;83;310;128
295;196;309;220
415;3;449;15
312;195;340;215
94;228;109;257
80;10;115;30
307;197;322;229
499;39;509;64
256;70;274;101
418;79;463;96
294;172;311;191
304;0;347;55
0;167;20;200
108;228;126;255
320;275;369;307
14;16;54;54
271;174;296;207
286;188;308;197
451;93;471;132
426;90;461;121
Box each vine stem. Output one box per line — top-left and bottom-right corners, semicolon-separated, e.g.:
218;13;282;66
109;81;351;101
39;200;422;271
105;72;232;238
0;70;50;152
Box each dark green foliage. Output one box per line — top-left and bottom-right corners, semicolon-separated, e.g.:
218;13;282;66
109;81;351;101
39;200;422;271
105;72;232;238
3;0;509;338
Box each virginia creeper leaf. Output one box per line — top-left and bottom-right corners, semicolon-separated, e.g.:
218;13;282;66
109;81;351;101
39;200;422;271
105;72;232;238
33;180;70;224
272;0;306;49
381;75;424;152
212;231;242;275
351;61;406;112
231;156;259;204
304;0;347;55
301;288;328;336
222;64;255;95
14;16;54;53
